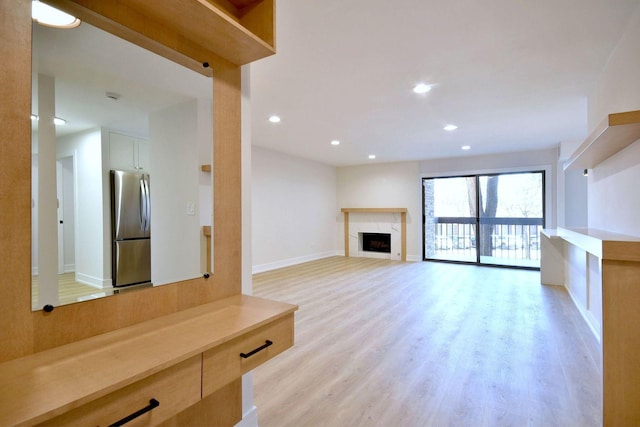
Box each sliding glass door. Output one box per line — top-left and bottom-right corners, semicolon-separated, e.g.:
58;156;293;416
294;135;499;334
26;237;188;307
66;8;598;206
423;171;544;268
423;176;477;262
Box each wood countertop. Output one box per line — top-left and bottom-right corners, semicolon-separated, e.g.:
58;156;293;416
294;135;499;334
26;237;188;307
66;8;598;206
542;227;640;262
0;294;297;426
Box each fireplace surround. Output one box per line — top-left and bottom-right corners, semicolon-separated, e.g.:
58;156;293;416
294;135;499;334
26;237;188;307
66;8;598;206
341;208;407;261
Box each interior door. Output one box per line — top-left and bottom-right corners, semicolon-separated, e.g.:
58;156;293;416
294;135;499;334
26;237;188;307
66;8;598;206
56;161;64;275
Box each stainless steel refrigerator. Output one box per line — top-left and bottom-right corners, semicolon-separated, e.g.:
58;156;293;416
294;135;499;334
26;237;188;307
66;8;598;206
110;170;151;287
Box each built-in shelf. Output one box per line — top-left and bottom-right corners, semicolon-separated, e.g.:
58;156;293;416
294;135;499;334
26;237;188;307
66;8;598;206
50;0;275;67
0;295;297;426
564;110;640;171
542;227;640;261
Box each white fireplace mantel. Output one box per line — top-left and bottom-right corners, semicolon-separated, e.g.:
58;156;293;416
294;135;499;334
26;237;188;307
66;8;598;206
341;208;407;262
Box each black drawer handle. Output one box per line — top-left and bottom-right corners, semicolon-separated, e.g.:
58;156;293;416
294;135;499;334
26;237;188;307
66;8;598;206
109;398;160;426
240;340;273;359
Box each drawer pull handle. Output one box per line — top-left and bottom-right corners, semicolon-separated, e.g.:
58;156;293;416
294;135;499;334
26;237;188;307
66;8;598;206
240;340;273;359
109;398;160;426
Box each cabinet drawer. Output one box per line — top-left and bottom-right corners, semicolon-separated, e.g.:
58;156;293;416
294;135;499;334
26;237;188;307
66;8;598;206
203;314;294;396
37;356;201;427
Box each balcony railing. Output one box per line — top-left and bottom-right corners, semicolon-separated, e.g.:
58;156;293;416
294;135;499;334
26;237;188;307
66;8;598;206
425;217;543;267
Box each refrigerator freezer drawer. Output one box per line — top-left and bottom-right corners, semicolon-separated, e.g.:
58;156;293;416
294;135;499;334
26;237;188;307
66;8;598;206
114;239;151;287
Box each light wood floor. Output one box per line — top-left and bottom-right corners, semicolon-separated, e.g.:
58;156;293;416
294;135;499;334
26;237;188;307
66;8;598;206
252;257;602;427
32;273;109;308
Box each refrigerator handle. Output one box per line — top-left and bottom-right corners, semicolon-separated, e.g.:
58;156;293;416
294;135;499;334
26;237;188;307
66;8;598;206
139;177;147;232
143;176;151;232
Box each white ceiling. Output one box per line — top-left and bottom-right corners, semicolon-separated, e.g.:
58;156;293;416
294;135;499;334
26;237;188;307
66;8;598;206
32;23;211;138
250;0;640;166
33;1;639;167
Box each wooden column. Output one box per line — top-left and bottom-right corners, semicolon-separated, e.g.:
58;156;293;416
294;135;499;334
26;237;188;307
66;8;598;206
401;211;406;262
344;212;350;257
0;0;33;362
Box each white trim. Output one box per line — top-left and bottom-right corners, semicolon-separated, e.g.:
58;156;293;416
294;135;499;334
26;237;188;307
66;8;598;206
234;405;258;427
565;283;601;343
252;251;339;274
75;273;112;289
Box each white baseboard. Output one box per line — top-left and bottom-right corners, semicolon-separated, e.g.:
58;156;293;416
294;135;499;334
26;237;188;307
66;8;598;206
252;251;339;274
76;273;112;289
565;284;601;343
64;264;75;273
234;405;258;427
253;251;420;274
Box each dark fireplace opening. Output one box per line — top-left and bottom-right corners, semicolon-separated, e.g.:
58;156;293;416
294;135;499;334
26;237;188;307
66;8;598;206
362;233;391;253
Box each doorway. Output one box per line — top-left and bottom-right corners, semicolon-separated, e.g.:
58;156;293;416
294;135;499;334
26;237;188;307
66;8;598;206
423;171;544;268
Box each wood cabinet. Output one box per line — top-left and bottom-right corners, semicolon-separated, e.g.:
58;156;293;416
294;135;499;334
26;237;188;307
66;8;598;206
36;356;202;427
0;295;297;426
203;314;294;395
109;131;150;172
540;227;640;425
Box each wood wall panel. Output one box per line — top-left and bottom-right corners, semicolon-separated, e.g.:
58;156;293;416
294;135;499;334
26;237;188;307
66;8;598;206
0;0;34;363
0;1;242;357
602;260;640;426
210;60;243;299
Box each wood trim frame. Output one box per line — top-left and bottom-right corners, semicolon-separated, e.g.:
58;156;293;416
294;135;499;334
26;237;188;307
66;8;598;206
341;208;408;262
0;1;244;361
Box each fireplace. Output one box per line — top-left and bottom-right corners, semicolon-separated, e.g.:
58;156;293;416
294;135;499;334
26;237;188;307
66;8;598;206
361;233;391;254
342;208;407;261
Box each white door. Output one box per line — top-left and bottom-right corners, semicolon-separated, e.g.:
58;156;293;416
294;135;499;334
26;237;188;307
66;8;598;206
56;161;64;274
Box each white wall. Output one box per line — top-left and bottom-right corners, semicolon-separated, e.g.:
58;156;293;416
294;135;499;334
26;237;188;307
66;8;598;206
337;161;421;261
564;169;588;228
57;129;107;287
252;146;337;272
586;4;640;235
149;99;206;285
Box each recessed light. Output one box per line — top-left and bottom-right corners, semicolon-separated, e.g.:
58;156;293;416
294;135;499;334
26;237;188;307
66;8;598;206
32;0;81;29
444;124;458;131
331;140;340;146
368;154;376;160
53;117;67;125
461;145;471;150
268;115;281;123
413;83;432;94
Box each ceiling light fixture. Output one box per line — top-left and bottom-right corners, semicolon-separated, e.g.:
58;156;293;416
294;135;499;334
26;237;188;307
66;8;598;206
461;145;471;150
331;140;340;146
268;115;281;123
413;83;432;94
32;0;81;29
368;154;376;160
53;117;67;125
444;124;458;131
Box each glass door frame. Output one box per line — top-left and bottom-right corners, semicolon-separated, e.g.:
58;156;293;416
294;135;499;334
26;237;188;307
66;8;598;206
422;170;546;270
